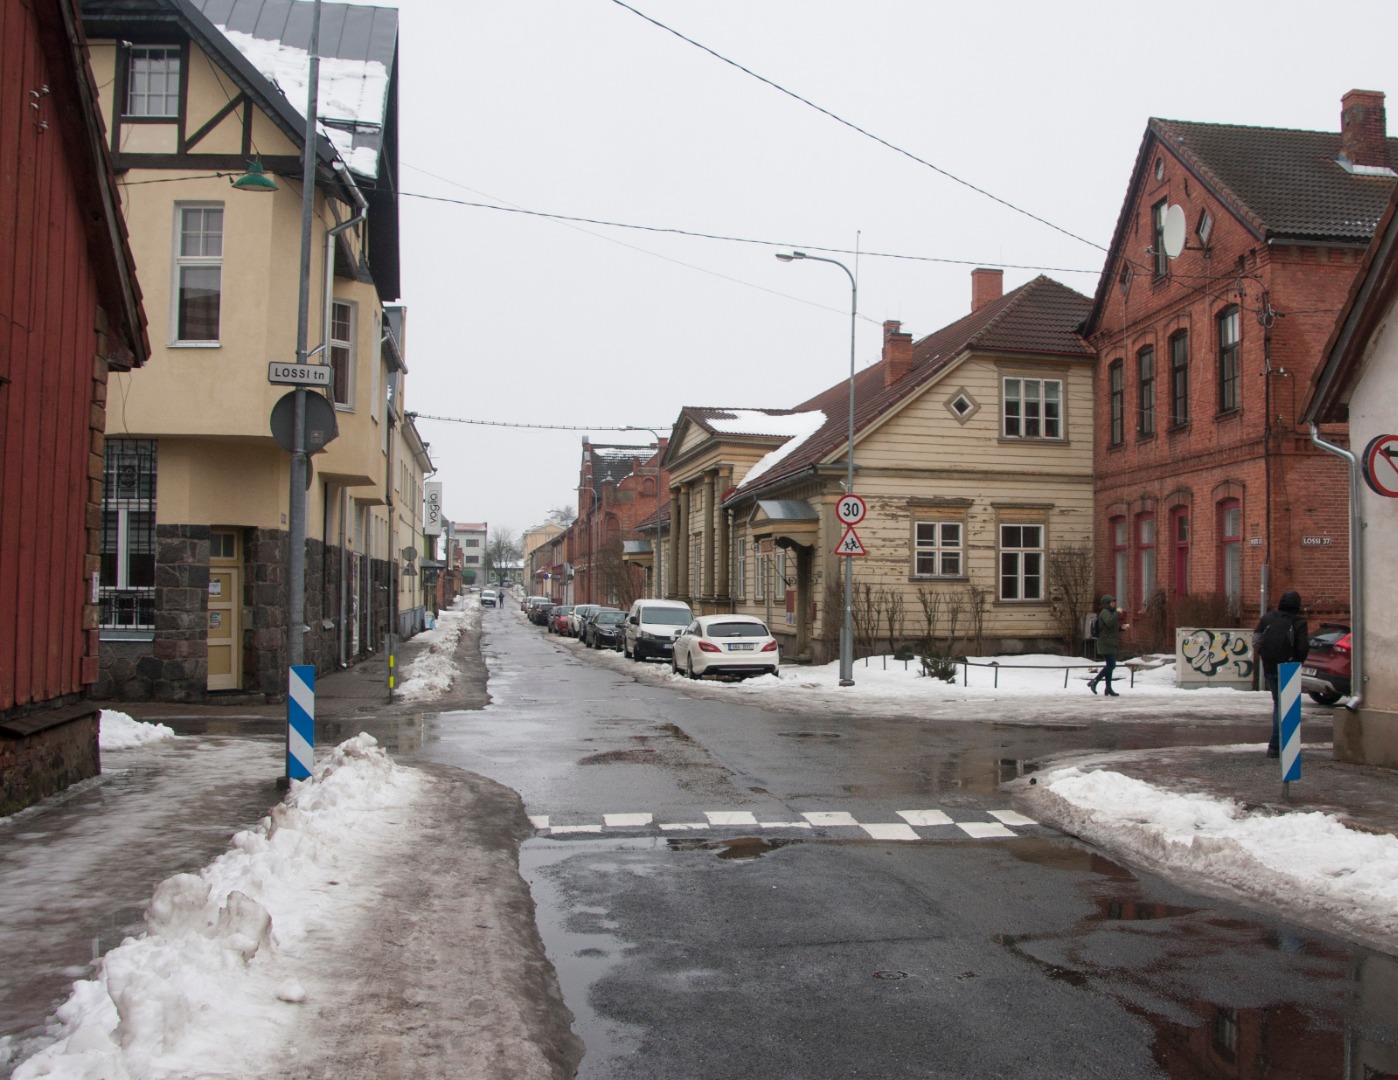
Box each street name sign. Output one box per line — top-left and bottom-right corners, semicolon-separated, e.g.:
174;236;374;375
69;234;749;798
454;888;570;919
268;361;332;387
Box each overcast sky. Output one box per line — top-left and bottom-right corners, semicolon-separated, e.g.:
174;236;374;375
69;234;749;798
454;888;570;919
387;0;1398;539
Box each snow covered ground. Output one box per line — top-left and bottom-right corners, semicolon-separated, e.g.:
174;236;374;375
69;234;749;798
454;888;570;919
5;735;425;1080
395;601;478;701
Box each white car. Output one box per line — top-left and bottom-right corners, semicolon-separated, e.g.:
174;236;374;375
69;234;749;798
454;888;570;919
671;614;779;680
480;589;499;608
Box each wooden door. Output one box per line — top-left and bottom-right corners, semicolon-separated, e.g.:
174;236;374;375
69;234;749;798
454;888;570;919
207;529;241;690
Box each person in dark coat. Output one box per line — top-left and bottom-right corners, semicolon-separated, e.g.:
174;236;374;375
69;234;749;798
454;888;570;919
1088;595;1129;696
1252;590;1309;758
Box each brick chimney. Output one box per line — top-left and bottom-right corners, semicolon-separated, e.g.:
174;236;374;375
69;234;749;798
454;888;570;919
971;268;1003;313
882;320;913;387
1341;89;1388;169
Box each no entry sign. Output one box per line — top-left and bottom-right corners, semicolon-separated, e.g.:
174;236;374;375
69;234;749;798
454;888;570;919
1362;433;1398;498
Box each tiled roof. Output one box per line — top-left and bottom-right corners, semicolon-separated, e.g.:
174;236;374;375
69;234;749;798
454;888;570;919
730;276;1092;498
686;407;806;438
1152;118;1398;243
588;443;652;487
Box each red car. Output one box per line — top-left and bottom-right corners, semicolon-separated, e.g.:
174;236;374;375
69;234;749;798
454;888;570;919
549;605;574;634
1301;623;1351;705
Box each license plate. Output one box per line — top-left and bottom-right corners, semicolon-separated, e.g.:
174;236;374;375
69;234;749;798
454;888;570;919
1302;667;1317;677
728;643;754;651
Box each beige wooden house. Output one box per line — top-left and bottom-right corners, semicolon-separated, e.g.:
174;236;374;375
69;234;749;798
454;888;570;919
662;271;1096;663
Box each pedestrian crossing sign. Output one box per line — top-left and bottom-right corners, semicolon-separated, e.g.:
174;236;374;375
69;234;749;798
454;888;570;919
835;527;866;556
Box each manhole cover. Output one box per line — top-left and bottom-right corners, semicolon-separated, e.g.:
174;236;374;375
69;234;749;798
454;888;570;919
778;731;843;739
872;970;908;981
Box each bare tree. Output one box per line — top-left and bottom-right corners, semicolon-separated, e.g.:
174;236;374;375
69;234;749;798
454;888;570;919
484;528;522;587
547;505;576;527
967;584;988;655
914;587;941;658
882;587;905;657
595;534;643;610
945;589;966;657
1048;543;1096;652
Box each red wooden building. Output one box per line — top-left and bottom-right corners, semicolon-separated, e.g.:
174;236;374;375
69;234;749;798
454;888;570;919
1;0;148;813
1084;91;1395;638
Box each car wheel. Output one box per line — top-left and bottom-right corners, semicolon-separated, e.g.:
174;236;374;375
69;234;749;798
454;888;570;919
1308;688;1343;706
686;656;700;681
623;639;632;658
671;652;680;675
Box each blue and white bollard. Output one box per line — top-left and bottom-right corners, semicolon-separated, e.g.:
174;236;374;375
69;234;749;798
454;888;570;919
287;665;315;781
1278;661;1301;786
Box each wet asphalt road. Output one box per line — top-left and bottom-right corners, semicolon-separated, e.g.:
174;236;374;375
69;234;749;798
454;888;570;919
420;609;1398;1079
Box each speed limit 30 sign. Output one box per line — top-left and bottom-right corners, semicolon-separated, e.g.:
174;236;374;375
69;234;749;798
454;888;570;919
836;494;867;525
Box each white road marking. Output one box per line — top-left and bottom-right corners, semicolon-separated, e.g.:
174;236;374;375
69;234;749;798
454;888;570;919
705;811;759;826
897;809;954;827
861;823;920;841
988;810;1037;827
759;821;814;829
802;811;860;827
958;822;1016;839
659;823;710;831
549;824;604;835
527;815;550;830
604;813;654;827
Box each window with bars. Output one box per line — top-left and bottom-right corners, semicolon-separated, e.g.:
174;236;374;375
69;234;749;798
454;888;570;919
100;440;158;631
1169;331;1189;427
1218;306;1240;413
1003;377;1062;439
913;521;963;577
999;524;1043;601
174;205;222;343
1138;346;1155;436
126;47;180;117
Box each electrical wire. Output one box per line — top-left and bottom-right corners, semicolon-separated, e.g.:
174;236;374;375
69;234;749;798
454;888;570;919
408;413;669;436
608;0;1108;254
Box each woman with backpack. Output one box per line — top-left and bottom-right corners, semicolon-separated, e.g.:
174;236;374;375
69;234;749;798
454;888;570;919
1088;595;1129;696
1252;590;1309;758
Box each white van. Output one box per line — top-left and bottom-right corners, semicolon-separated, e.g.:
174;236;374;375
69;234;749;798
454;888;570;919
623;598;693;661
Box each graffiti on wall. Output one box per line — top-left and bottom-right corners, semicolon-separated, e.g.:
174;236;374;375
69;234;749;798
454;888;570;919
1176;627;1255;688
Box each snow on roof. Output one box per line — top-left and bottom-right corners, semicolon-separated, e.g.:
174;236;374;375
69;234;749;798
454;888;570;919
706;409;821;437
734;411;825;489
218;26;388;177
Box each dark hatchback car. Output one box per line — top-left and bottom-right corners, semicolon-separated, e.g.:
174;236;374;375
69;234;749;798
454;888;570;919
583;608;626;650
1302;623;1351;705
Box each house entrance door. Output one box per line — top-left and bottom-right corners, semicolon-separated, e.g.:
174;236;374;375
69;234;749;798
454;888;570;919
207;528;242;690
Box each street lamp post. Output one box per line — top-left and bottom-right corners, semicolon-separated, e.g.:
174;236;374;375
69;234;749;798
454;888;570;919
776;251;857;686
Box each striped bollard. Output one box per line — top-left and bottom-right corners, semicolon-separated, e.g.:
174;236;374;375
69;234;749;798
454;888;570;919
287;665;315;781
1278;661;1301;792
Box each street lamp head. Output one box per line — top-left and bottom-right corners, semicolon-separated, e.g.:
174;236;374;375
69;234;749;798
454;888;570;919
774;251;807;262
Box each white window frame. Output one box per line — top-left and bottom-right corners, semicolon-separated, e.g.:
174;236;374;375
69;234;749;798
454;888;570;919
754;544;766;602
913;520;963;578
171;203;223;345
998;523;1044;601
330;299;356;409
735;542;747;601
1003;377;1063;439
126;46;181;118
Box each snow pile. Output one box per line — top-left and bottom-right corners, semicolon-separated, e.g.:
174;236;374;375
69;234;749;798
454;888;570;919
1030;766;1398;942
11;735;423;1080
396;601;476;701
99;709;175;750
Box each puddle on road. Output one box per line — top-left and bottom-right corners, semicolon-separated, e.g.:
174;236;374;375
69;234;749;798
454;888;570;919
996;836;1398;1077
665;836;803;861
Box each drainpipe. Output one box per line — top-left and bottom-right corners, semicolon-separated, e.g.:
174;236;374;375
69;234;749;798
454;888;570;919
1308;422;1364;710
323;161;368;665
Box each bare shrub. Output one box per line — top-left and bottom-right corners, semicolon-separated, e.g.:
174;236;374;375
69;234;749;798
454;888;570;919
915;586;943;658
1047;543;1095;652
967;584;988;655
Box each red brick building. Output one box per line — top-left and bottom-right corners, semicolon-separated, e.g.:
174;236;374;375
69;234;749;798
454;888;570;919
1084;91;1397;637
568;438;668;607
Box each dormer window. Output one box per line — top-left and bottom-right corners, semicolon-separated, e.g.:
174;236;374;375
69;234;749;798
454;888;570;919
126;47;181;118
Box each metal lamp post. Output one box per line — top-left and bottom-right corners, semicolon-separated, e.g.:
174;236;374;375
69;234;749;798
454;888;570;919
776;250;857;686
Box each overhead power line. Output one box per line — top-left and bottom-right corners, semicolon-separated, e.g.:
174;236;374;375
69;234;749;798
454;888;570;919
409;413;669;436
609;0;1108;254
398;187;1100;276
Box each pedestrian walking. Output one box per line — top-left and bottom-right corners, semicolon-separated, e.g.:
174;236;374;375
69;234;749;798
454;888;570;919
1252;590;1309;758
1087;595;1129;696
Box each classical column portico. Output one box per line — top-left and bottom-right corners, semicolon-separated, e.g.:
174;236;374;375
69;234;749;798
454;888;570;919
702;471;716;601
675;485;690;601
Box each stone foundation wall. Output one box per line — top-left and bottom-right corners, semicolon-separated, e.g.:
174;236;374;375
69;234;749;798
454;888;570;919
0;710;100;815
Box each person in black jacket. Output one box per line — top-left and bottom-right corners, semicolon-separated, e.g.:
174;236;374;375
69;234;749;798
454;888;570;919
1251;590;1309;758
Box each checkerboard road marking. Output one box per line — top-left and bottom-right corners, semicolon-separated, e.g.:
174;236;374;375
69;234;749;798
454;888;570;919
532;807;1040;843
